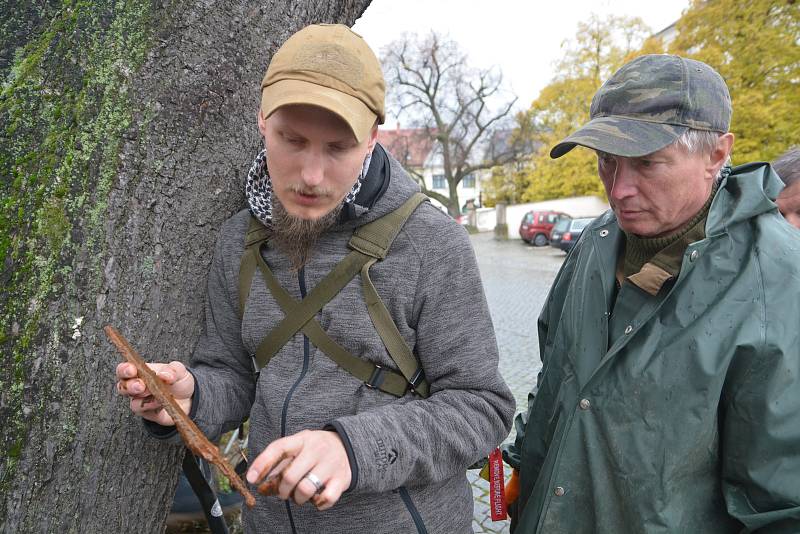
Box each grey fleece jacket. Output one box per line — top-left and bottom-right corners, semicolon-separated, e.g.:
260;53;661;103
181;154;514;533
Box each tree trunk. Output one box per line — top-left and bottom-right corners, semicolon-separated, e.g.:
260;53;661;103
447;178;461;217
0;1;370;532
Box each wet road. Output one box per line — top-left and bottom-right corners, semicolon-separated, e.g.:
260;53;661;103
467;233;564;533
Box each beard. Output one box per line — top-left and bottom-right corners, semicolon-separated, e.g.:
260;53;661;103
269;195;343;271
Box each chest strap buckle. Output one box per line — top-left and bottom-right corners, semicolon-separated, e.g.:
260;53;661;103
365;365;386;390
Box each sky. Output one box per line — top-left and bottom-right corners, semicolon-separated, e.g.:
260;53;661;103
353;0;689;124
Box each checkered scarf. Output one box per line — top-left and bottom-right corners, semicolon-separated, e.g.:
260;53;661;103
246;148;372;227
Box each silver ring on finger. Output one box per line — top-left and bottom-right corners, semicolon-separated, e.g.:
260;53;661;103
303;472;325;495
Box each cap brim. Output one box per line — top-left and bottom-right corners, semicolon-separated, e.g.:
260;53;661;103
261;79;377;143
550;116;688;159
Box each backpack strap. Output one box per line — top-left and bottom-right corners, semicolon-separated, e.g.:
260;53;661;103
250;247;372;367
238;216;270;317
239;217;411;396
360;258;430;397
238;192;431;398
350;193;431;397
182;450;231;534
251;250;411;397
349;192;428;259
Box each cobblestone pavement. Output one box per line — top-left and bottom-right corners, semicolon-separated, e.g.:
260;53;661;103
467;233;565;534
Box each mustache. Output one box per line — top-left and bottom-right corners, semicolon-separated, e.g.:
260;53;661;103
610;201;642;211
287;184;335;197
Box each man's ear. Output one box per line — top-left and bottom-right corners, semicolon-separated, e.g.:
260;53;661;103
708;132;735;178
257;108;268;138
366;123;379;154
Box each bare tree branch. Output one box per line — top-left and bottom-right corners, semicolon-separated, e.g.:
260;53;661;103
382;31;522;216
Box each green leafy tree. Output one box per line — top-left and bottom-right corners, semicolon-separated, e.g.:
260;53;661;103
483;163;531;207
482;109;540;206
508;15;654;202
669;0;800;163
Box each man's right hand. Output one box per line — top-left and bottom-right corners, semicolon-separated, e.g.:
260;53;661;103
115;361;194;426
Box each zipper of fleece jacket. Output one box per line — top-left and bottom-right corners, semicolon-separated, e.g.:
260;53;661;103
278;267;310;534
399;487;429;534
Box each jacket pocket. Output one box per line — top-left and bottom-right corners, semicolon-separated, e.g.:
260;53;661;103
398;487;428;534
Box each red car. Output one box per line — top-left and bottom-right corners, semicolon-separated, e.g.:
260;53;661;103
519;210;570;246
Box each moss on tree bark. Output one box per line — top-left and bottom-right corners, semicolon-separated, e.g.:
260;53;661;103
0;1;371;531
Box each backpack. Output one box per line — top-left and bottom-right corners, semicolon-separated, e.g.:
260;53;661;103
237;192;431;398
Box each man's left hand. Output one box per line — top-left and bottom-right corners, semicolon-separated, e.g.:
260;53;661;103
246;430;351;510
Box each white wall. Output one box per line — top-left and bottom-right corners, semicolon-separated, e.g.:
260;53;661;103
475;196;610;238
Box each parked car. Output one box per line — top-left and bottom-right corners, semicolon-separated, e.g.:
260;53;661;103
519;210;570;246
548;217;572;247
550;217;594;252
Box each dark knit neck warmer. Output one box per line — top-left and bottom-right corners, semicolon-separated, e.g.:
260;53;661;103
623;181;719;277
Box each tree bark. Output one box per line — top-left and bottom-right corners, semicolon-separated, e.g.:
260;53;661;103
0;1;370;532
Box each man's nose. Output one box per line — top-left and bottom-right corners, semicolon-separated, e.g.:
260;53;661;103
609;160;637;201
300;150;325;187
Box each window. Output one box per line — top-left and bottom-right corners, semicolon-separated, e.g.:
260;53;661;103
570;218;593;232
461;174;475;188
553;218;571;232
537;213;564;224
432;174;446;189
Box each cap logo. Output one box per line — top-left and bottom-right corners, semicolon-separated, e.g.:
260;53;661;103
294;44;364;89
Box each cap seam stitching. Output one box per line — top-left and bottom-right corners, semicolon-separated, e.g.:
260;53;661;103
678;55;690;126
589;114;721;130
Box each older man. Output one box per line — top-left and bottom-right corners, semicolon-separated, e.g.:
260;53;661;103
774;147;800;228
504;55;800;533
116;24;513;533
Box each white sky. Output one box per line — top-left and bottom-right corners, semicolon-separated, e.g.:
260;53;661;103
354;0;689;124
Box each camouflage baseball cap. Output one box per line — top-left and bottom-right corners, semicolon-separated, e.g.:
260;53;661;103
550;54;732;159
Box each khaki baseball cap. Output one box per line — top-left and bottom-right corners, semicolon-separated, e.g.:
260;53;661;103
261;24;385;143
550;54;732;159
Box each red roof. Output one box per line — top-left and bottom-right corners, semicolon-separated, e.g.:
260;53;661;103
377;127;434;168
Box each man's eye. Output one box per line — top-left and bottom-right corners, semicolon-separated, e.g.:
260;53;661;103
598;154;615;166
283;135;303;145
329;143;355;154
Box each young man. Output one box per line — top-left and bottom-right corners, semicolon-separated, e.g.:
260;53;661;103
505;54;800;533
117;24;513;533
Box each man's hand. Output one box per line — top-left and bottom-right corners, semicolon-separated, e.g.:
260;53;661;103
246;430;351;510
115;361;194;426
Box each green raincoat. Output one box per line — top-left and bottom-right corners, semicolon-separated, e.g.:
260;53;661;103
505;163;800;533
